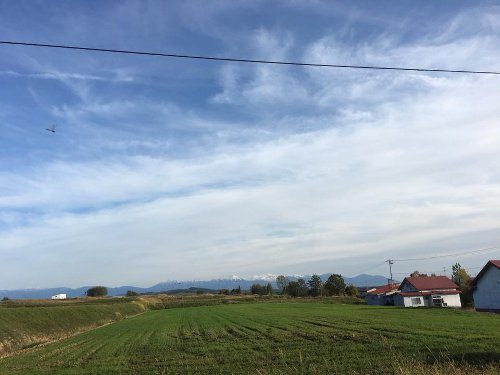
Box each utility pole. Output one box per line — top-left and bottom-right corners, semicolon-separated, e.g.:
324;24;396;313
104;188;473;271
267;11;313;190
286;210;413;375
386;259;394;285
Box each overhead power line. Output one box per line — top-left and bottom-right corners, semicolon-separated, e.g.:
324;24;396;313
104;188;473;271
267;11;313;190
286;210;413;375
352;244;499;277
393;244;500;262
1;40;500;75
392;265;484;276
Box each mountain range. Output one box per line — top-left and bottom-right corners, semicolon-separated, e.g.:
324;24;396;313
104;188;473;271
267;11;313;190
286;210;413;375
0;274;390;299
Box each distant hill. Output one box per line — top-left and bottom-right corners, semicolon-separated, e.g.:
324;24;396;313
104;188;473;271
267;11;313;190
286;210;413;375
342;274;390;287
142;287;218;295
0;273;391;299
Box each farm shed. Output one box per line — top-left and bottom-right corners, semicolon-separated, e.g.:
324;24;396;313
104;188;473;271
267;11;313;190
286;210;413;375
51;294;67;300
471;260;500;313
393;276;461;308
365;283;399;306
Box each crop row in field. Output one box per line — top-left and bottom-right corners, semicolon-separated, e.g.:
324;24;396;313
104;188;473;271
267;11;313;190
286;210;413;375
0;302;498;374
0;294;361;359
0;299;145;357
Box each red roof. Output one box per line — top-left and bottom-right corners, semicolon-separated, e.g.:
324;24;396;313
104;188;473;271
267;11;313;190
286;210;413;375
470;260;500;287
401;276;458;291
367;284;399;295
399;290;460;297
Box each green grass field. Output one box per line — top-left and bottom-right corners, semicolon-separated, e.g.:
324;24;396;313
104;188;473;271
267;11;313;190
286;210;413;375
0;299;145;357
0;302;498;374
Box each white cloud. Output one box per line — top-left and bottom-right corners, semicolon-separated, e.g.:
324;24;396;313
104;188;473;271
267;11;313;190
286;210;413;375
1;4;500;288
2;67;500;287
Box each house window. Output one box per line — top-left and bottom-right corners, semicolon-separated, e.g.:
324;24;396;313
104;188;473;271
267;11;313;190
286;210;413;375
432;296;443;307
411;297;421;306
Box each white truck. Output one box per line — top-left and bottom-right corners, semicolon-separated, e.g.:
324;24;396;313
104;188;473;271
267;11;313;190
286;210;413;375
51;293;67;300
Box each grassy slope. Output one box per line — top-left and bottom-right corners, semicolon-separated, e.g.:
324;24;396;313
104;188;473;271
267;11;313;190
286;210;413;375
0;303;498;374
0;299;145;357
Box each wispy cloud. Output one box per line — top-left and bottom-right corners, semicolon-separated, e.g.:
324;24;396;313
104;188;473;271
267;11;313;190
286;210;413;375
0;68;137;82
1;2;499;288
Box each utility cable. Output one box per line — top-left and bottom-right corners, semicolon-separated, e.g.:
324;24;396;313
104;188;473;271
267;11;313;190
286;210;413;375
1;40;499;75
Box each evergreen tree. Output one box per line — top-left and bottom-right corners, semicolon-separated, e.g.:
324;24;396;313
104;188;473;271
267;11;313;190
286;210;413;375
286;279;308;297
307;274;323;297
86;286;108;297
410;271;428;277
324;274;345;296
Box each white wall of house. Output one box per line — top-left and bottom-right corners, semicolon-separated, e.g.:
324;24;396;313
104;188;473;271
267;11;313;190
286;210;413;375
440;294;461;307
394;294;460;308
401;296;428;307
473;266;500;311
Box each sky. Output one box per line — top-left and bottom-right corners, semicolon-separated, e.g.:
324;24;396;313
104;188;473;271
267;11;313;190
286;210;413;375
1;0;500;289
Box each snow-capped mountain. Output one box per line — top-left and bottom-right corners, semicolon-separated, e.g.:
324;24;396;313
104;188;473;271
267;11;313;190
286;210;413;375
251;274;278;281
0;274;390;299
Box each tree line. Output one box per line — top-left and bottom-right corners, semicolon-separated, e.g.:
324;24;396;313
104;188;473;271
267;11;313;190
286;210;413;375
277;274;358;297
83;262;472;305
239;274;358;297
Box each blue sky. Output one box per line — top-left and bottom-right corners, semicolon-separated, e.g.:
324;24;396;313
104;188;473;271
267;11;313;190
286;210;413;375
1;1;500;288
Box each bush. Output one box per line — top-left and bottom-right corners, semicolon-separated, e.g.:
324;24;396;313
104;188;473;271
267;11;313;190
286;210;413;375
285;279;308;297
126;290;138;297
276;275;290;294
250;283;271;295
345;284;358;297
230;286;242;295
1;297;9;301
250;284;263;295
86;286;108;297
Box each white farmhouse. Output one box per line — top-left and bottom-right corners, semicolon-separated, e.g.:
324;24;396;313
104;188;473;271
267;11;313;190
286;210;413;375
393;276;461;308
51;293;67;300
471;260;500;313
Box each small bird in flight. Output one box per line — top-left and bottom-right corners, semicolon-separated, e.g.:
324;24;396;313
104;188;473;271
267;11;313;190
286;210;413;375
46;124;57;133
